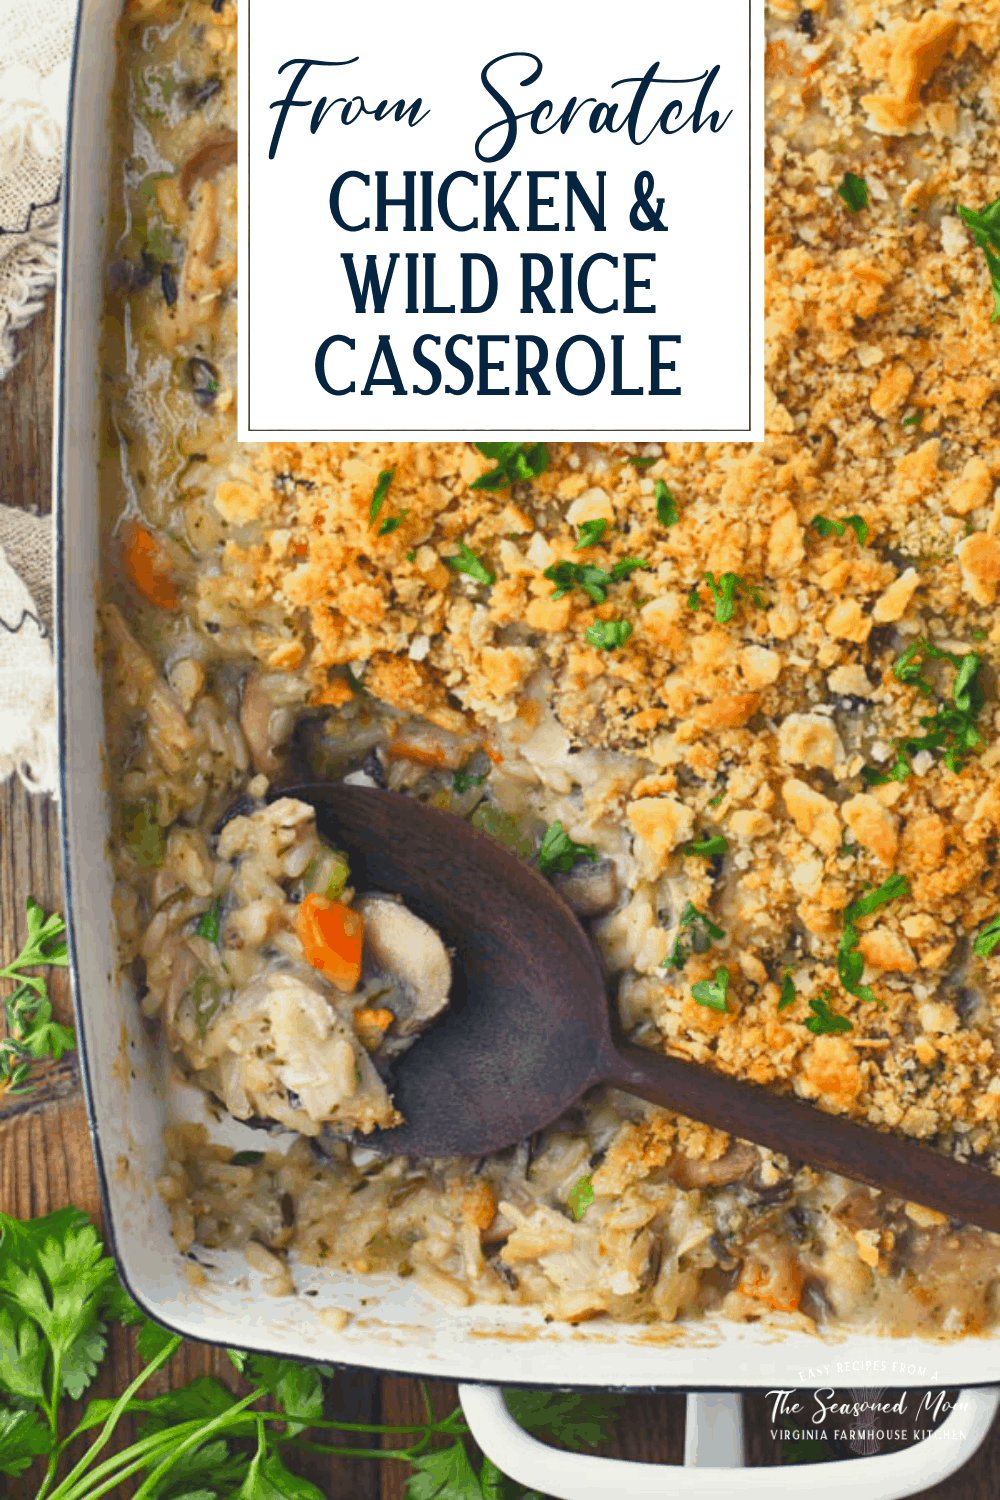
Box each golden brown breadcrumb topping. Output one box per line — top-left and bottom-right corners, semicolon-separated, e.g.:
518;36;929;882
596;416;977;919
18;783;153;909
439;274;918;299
111;0;1000;1173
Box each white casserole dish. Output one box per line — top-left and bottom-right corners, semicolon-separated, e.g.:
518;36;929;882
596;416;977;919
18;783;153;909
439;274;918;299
54;0;1000;1488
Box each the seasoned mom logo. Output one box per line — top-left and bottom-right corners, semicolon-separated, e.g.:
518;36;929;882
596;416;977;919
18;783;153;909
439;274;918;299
768;1374;971;1456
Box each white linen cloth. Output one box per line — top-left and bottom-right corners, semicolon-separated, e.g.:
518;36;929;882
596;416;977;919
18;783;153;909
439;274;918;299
0;0;73;379
0;505;57;793
0;0;74;793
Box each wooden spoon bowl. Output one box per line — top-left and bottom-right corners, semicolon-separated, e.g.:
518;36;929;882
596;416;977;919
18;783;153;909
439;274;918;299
282;782;1000;1232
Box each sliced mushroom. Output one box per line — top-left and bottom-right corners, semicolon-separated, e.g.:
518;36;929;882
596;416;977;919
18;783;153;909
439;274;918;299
667;1142;759;1191
552;857;619;918
239;673;294;776
354;894;451;1058
180;127;237;201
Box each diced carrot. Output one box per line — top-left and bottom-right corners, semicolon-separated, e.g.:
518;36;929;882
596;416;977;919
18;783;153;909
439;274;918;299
353;1005;395;1050
296;894;364;993
387;738;452;769
737;1253;803;1313
121;520;179;609
353;1006;394;1032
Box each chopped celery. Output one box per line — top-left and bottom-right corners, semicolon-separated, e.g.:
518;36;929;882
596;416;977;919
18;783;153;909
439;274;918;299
192;973;222;1036
470;802;534;858
121;803;165;867
304;844;350;899
196;899;223;946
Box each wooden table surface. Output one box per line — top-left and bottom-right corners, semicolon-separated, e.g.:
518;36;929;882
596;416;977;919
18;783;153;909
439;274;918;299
1;296;998;1498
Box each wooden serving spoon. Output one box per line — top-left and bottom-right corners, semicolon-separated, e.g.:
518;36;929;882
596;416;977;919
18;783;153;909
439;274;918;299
282;781;1000;1232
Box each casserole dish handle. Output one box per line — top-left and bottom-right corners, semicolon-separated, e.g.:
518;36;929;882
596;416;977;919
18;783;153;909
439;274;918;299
459;1383;1000;1499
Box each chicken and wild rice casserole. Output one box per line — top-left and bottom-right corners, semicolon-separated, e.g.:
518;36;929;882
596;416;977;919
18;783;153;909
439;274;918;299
102;0;1000;1334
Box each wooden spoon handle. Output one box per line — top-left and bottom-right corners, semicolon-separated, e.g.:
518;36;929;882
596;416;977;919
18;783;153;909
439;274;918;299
608;1038;1000;1233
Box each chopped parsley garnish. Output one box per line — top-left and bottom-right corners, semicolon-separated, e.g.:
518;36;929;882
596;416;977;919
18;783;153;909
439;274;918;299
805;993;853;1035
683;834;728;858
957;195;1000;322
892;638;940;695
663;901;725;970
586;620;634;651
837;172;868;213
687;585;701;611
567;1175;594;1220
575;518;608;550
545;560;613;602
902;411;924;428
405;548;416;562
864;642;986;783
471;440;548;490
692;967;730;1012
973;914;1000;958
196;899;222;946
446;541;495;585
778;969;796;1010
837;874;910;1004
702;571;766;624
708;789;725;807
453;765;487;794
655;479;679;527
537;821;599;877
810;514;869;546
610;557;652;581
377;508;410;537
230;1150;264;1166
369;467;396;528
621;455;656;467
544;557;650;603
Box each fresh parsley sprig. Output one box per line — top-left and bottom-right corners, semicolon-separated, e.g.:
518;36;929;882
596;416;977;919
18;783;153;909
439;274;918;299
805;993;853;1035
838;172;868;212
378;509;410;537
471;442;548;491
694;571;766;624
957;195;1000;322
691;966;730;1012
810;514;869;546
575;518;608;549
369;467;396;528
544;557;651;604
683;834;728;858
567;1176;594;1221
655;479;679;527
837;875;910;1005
663;902;725;971
196;899;222;946
973;913;1000;958
0;1206;622;1500
446;542;495;586
864;643;986;783
453;765;487;795
585;620;633;651
367;470;410;536
537;822;599;877
0;900;73;1098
